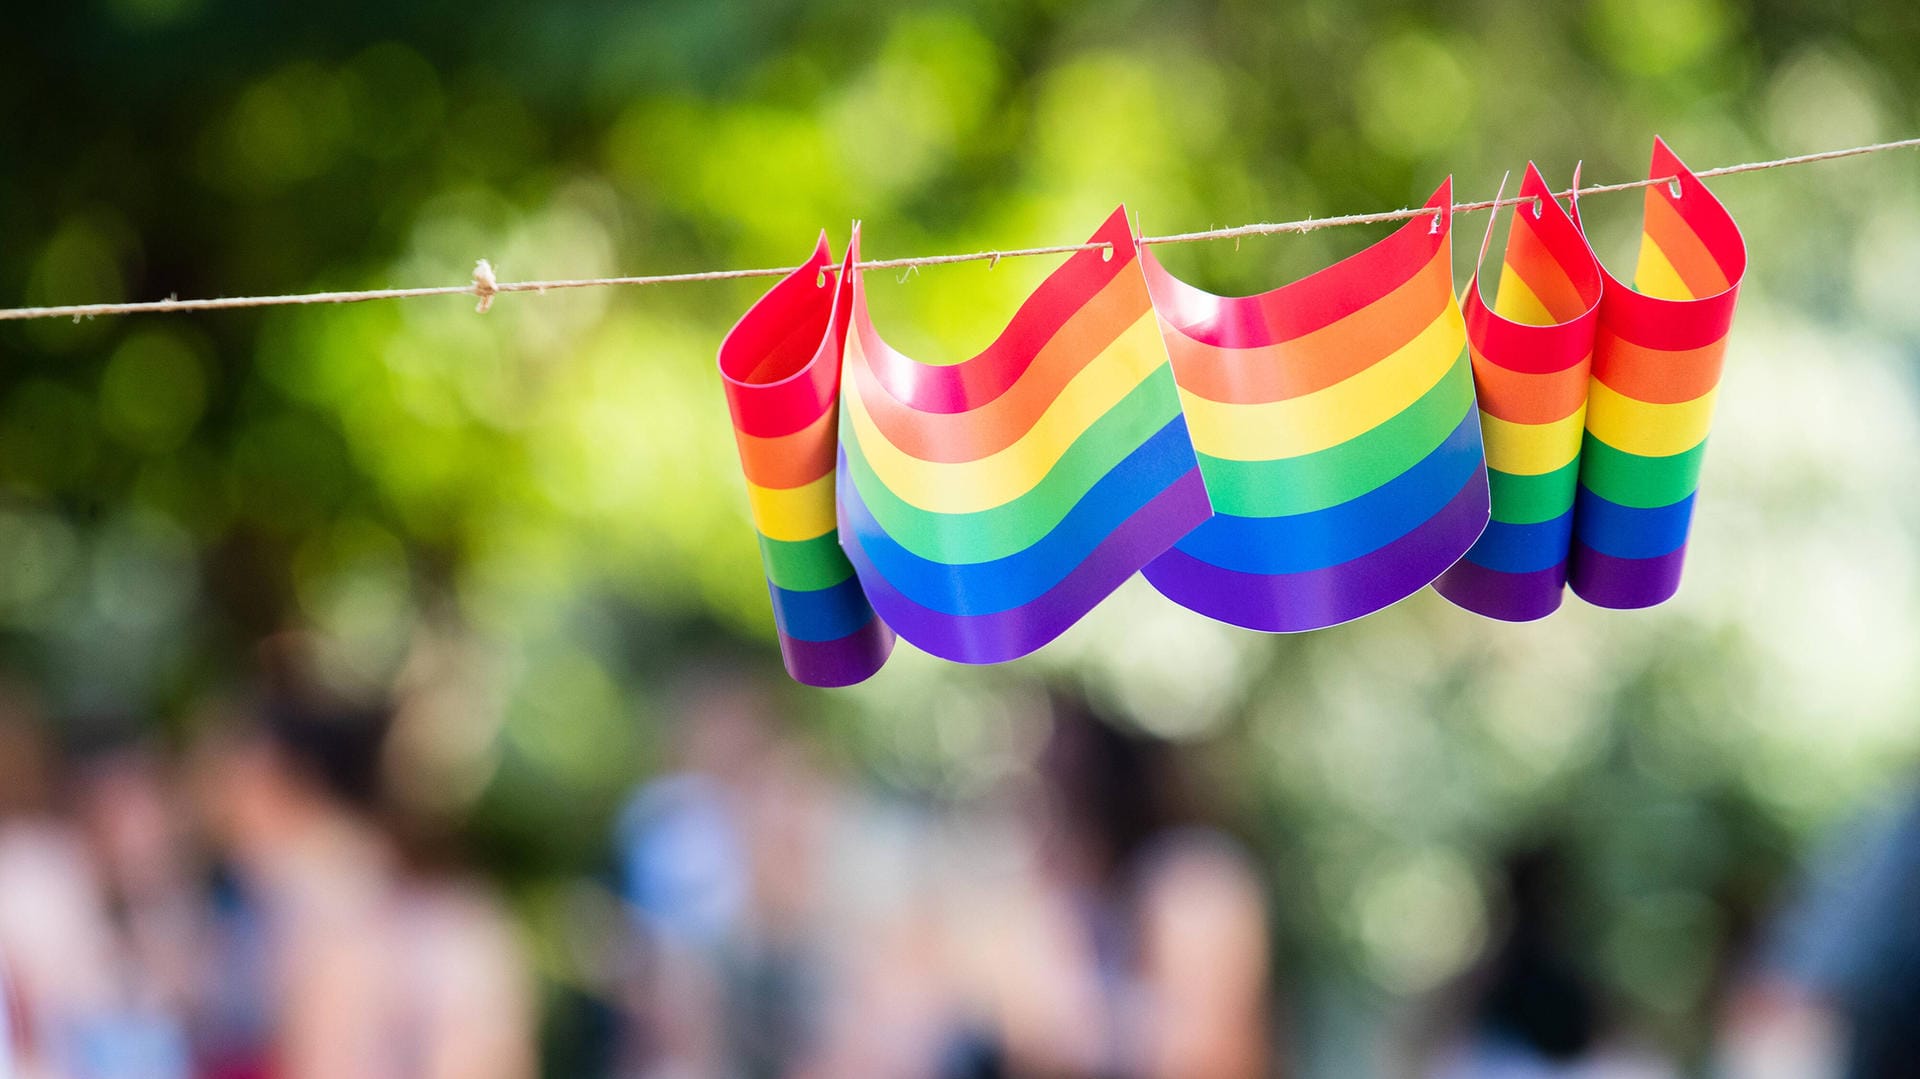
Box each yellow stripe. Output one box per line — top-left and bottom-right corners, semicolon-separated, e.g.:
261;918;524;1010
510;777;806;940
1479;404;1587;476
746;473;837;542
1633;236;1695;302
842;310;1167;514
1179;303;1465;461
1491;265;1555;325
1584;379;1717;458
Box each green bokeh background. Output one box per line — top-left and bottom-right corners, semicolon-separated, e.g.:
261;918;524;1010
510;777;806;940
3;0;1919;1073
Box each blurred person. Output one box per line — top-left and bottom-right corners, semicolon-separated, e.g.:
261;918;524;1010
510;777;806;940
71;744;205;1031
615;671;1026;1079
614;675;842;1079
2;955;14;1079
1717;779;1920;1079
796;692;1274;1079
946;693;1273;1079
1133;833;1273;1079
1416;846;1675;1079
0;698;190;1079
193;655;535;1079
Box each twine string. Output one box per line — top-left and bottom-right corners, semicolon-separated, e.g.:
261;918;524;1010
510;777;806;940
1;136;1914;324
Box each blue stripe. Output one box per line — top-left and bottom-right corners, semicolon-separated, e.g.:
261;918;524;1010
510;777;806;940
769;576;880;642
1572;486;1695;560
1170;405;1482;575
1460;511;1575;575
836;415;1199;617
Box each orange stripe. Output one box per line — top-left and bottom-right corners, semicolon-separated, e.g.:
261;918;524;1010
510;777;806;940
1470;348;1592;425
1163;246;1452;404
1590;325;1726;405
732;404;837;489
1502;213;1589;324
1642;192;1731;298
849;270;1153;463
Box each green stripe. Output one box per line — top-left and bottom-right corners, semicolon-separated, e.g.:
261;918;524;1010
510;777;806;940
841;364;1184;564
757;531;856;592
1488;459;1580;525
1578;433;1706;509
1196;349;1473;518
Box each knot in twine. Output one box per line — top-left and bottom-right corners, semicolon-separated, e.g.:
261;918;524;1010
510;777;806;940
472;259;499;314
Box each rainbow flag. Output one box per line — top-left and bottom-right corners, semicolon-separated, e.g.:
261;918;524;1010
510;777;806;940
1434;163;1604;620
834;208;1212;664
1568;139;1747;608
718;234;894;687
1139;181;1489;631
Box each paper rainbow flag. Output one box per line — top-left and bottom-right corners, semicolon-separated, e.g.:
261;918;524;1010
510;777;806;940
1138;181;1490;631
834;207;1213;664
1433;163;1604;621
718;234;894;687
1568;139;1747;608
716;138;1746;686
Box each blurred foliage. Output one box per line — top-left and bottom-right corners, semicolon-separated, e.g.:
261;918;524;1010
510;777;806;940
3;0;1920;1071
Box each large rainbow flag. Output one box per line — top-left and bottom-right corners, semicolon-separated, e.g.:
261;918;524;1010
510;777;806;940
1434;163;1604;621
1139;181;1490;631
834;208;1213;664
717;139;1746;685
1568;139;1747;608
718;235;894;687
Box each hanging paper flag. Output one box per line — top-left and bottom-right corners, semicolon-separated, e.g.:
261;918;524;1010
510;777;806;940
1567;138;1747;608
1138;181;1489;631
835;208;1213;664
718;234;894;687
1433;163;1604;621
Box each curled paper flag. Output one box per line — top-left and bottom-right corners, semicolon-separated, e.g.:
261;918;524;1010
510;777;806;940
835;208;1213;664
716;143;1748;685
718;234;895;687
1434;163;1604;621
1138;181;1489;631
1568;139;1747;608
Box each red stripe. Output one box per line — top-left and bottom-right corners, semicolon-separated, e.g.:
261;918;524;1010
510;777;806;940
1573;143;1743;354
1490;164;1601;326
1145;180;1455;349
1464;273;1599;376
853;206;1138;414
719;236;848;440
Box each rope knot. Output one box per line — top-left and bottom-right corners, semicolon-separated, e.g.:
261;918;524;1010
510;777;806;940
472;259;499;314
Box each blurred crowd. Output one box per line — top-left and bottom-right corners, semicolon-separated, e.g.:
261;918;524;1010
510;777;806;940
1;645;1920;1079
0;644;535;1079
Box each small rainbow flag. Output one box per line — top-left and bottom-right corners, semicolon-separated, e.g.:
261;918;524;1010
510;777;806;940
1139;181;1489;631
718;235;894;687
1434;163;1604;621
834;208;1213;664
1568;139;1747;608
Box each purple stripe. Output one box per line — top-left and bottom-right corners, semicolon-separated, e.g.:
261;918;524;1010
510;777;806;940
1141;468;1490;632
1567;542;1688;610
777;616;896;687
838;468;1212;664
1432;559;1568;622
